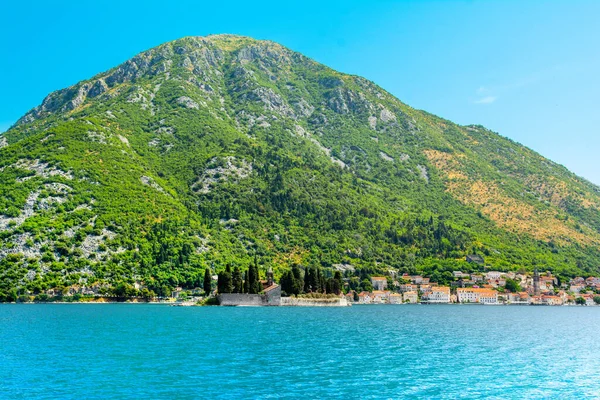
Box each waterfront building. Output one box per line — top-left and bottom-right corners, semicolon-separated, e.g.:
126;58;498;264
358;292;372;304
403;291;418;304
389;293;403;304
542;295;563;306
457;288;498;304
421;287;451;303
372;290;390;303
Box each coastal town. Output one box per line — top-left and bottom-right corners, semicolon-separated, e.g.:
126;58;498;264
347;268;600;306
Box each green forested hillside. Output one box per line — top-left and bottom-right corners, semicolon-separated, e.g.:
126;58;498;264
1;34;599;300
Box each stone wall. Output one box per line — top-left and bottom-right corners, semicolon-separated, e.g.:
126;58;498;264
218;293;264;306
281;297;350;307
218;285;281;306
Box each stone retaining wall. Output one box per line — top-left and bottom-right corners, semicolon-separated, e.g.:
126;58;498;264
281;297;350;307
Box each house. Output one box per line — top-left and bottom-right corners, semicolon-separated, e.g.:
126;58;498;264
485;271;503;281
582;294;596;306
488;279;506;288
345;291;356;303
570;284;585;294
371;277;388;291
466;254;485;265
587;276;600;286
530;295;543;305
542;295;563;306
389;293;403;304
372;290;391;303
358;292;372;304
403;291;418;304
507;292;530;304
410;275;424;284
453;271;470;279
571;277;585;285
471;274;484;282
540;276;555;291
515;273;528;284
171;287;184;298
478;290;498;304
419;284;433;294
456;288;498;304
399;284;417;293
421;287;451;303
504;272;516;280
452;279;476;288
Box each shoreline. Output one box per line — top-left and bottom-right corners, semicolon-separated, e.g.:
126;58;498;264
1;301;597;307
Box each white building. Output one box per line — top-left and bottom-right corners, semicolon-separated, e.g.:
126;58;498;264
457;288;498;304
421;287;451;303
485;271;503;281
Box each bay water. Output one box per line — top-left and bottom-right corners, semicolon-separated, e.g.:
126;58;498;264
1;304;599;399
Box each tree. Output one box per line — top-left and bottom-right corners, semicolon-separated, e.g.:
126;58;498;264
243;270;250;293
304;267;312;293
575;297;586;305
504;278;521;293
331;271;342;295
217;270;233;294
203;268;212;295
361;279;373;292
594;296;600;305
247;261;261;294
253;264;263;294
291;264;303;295
280;270;294;296
232;266;243;293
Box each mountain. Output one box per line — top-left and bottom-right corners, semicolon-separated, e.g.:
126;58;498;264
1;34;599;299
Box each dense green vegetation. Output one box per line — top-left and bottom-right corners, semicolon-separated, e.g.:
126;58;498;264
1;34;600;301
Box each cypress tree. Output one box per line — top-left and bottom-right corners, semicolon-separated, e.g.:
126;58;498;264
303;267;311;293
308;267;319;293
292;265;303;295
203;268;212;295
248;265;257;294
318;269;326;293
232;266;243;293
332;271;342;295
217;270;233;294
243;270;250;293
252;264;262;294
217;271;224;294
280;270;293;295
325;278;333;294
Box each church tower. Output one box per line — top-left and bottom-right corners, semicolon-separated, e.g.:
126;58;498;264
533;268;540;296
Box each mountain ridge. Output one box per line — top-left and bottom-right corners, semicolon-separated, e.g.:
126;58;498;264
1;34;599;299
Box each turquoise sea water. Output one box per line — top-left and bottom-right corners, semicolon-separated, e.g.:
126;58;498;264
1;304;600;399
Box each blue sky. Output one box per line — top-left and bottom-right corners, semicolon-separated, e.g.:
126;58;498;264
1;0;599;183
